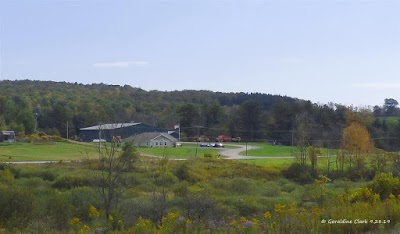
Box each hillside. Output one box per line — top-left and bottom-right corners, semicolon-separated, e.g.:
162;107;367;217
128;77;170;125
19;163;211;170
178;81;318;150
0;79;398;150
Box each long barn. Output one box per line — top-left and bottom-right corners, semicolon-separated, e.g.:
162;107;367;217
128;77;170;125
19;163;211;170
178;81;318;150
78;123;169;142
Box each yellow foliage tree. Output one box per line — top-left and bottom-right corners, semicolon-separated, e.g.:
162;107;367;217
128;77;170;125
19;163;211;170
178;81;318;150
342;122;374;169
345;106;373;126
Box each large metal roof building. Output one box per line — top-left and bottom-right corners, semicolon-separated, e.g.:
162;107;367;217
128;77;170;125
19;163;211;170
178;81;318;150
78;122;169;142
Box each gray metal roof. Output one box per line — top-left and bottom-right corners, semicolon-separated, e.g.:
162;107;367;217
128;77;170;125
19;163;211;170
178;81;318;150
80;123;140;131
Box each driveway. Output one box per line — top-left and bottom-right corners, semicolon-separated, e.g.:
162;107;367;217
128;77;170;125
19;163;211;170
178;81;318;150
218;144;295;159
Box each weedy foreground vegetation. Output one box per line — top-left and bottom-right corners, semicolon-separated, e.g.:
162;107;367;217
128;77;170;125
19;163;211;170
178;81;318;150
1;141;400;234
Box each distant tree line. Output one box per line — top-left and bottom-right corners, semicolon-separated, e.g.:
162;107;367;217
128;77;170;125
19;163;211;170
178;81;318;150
369;98;400;151
0;80;399;151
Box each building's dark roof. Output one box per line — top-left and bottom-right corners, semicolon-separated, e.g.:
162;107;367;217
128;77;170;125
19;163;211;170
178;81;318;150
80;123;140;131
125;132;177;143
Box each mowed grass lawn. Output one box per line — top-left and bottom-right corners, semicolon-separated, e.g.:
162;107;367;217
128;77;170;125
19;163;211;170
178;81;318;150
0;142;222;161
241;143;335;157
138;146;220;159
0;142;99;162
2;141;335;162
240;143;298;156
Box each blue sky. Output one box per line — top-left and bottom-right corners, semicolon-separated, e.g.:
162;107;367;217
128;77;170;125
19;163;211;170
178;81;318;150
1;0;400;107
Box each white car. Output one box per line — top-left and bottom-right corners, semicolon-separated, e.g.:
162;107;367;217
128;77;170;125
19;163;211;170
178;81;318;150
92;139;106;143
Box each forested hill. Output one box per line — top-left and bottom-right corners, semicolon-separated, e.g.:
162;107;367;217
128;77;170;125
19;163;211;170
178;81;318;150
0;80;398;150
0;79;297;108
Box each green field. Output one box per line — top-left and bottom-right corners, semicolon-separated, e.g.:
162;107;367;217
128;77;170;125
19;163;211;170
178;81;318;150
138;145;219;159
241;157;335;171
0;141;328;163
0;142;99;162
240;143;298;156
0;142;224;161
241;143;336;157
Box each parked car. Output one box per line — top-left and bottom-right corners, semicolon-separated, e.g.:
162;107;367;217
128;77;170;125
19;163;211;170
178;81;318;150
92;139;106;143
200;143;224;148
213;143;224;148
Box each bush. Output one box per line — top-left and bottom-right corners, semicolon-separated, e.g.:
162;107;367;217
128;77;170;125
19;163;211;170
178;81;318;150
174;162;194;183
283;163;317;184
262;181;281;197
15;177;50;189
173;181;190;197
68;187;99;223
22;132;67;144
52;175;90;190
180;190;224;223
281;183;297;193
0;186;35;229
210;178;231;191
346;167;376;181
369;173;400;199
0;168;15;185
20;169;59;182
234;196;261;217
230;177;253;195
119;198;155;227
44;192;74;230
0;164;20;179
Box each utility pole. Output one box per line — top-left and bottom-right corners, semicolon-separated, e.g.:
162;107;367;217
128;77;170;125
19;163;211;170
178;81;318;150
34;111;39;132
174;124;181;143
66;121;69;140
98;123;102;155
179;125;181;143
195;141;199;157
291;130;294;147
194;125;202;158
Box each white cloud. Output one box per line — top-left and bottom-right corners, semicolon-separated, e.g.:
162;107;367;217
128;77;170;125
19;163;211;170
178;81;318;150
93;61;148;68
354;82;400;90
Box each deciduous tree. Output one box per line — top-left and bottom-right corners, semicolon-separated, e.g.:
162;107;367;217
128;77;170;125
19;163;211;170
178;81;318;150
342;122;374;170
96;139;139;221
383;98;399;116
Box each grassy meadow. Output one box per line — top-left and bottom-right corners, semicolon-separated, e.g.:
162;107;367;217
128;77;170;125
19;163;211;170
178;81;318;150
2;141;400;233
239;143;297;156
0;142;248;161
0;141;341;175
0;142;99;162
240;142;339;157
1;155;400;233
0;141;337;173
138;145;219;159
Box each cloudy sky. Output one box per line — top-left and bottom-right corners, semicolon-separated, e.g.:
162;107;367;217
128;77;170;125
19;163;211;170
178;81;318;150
1;0;400;107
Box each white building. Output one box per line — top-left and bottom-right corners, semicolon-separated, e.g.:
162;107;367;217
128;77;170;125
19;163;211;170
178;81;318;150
125;132;178;148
